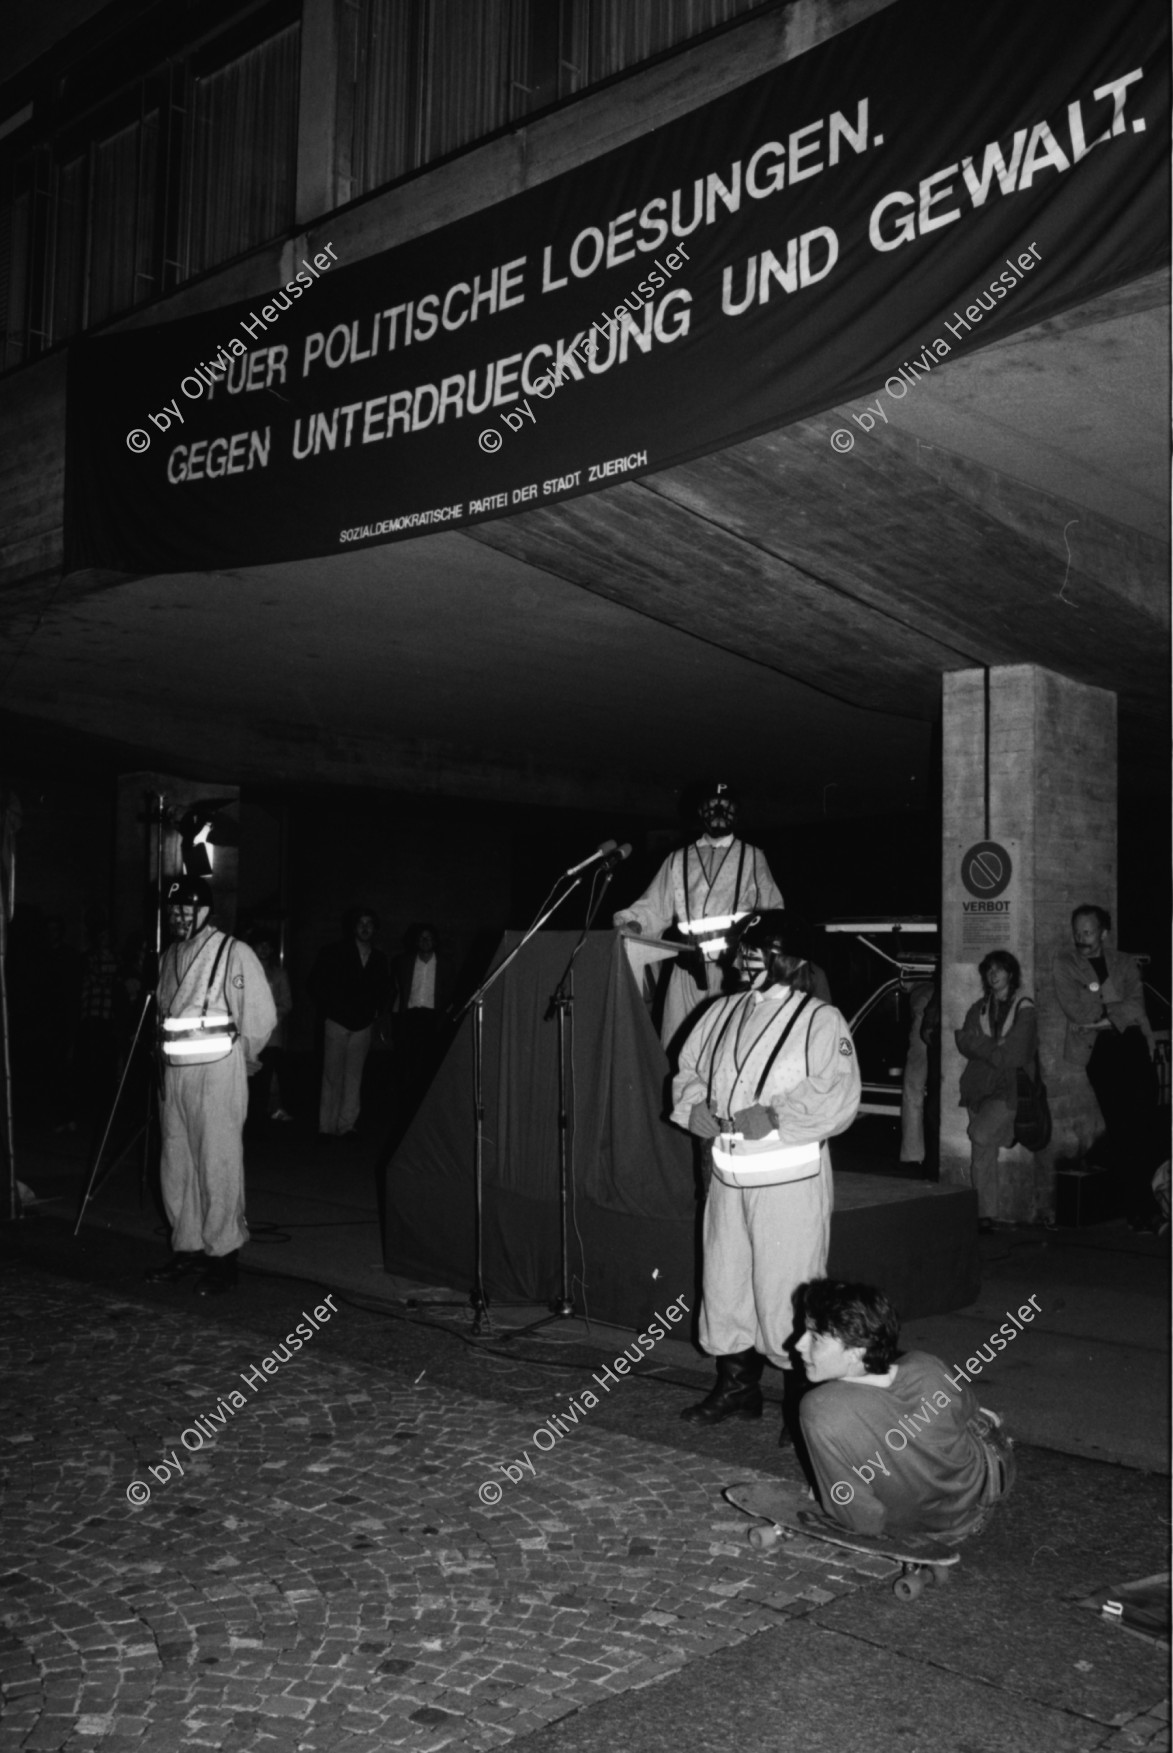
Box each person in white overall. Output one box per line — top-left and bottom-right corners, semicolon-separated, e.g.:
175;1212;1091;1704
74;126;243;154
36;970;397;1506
671;911;861;1428
145;876;276;1295
614;780;784;1050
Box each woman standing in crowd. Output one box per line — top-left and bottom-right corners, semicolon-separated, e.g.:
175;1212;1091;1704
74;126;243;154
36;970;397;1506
955;951;1036;1228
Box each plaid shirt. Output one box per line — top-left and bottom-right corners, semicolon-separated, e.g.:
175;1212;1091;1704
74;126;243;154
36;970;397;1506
78;947;120;1022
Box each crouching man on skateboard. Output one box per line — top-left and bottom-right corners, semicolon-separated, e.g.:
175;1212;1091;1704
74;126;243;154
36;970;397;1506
796;1279;1015;1541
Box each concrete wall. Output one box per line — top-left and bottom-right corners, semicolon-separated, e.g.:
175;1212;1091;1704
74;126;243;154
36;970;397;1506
2;778;114;932
940;665;1116;1220
7;0;114;82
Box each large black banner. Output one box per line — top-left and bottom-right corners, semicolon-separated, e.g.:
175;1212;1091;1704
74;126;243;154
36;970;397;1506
67;0;1167;574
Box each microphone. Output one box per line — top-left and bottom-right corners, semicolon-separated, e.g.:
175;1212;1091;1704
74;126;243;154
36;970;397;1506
564;839;626;877
598;842;632;870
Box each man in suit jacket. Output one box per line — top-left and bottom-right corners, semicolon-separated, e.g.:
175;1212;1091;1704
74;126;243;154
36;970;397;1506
307;906;391;1138
1053;903;1160;1229
390;923;453;1118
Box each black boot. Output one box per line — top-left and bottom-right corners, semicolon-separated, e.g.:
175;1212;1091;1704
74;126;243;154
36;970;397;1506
194;1251;239;1297
680;1350;764;1424
144;1251;203;1285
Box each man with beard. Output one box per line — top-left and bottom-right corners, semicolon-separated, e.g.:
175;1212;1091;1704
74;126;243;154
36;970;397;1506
1053;903;1160;1230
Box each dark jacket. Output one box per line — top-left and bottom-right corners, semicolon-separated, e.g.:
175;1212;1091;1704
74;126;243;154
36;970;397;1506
955;993;1037;1108
391;952;454;1017
1052;942;1154;1067
306;939;391;1031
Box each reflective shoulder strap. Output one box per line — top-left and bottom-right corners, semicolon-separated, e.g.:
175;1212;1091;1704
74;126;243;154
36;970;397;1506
166;937;213;1019
752;993;814;1101
704;997;747;1111
200;934;233;1019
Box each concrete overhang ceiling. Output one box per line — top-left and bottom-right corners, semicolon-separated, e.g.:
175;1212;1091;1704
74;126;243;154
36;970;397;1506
5;270;1168;817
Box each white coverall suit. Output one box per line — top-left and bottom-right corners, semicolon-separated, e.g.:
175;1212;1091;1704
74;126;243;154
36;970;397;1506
614;836;783;1047
671;983;861;1365
157;926;276;1257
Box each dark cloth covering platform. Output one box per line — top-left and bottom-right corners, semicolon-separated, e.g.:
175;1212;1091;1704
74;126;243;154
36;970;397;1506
383;933;978;1328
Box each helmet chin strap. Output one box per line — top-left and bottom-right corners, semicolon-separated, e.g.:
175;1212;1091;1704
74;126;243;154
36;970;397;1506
763;952;807;990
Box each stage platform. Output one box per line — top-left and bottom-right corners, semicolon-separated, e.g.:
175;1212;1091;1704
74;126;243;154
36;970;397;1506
384;1161;979;1331
826;1171;979;1319
383;931;980;1331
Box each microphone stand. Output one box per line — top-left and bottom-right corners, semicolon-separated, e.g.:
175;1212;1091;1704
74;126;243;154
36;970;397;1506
74;988;157;1232
453;864;591;1335
502;866;614;1342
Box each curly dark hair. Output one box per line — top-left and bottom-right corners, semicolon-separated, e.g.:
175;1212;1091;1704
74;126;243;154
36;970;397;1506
800;1279;901;1373
978;949;1022;998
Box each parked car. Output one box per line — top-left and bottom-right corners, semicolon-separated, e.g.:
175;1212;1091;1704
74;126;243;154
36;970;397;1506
815;917;939;1120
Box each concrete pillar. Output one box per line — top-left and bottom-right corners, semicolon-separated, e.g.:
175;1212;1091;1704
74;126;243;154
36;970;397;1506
295;0;340;224
940;666;1116;1221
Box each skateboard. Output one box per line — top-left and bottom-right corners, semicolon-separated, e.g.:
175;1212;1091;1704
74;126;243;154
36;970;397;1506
725;1481;959;1602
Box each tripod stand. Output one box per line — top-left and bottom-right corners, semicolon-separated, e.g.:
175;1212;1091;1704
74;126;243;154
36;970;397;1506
74;987;160;1234
501;868;614;1342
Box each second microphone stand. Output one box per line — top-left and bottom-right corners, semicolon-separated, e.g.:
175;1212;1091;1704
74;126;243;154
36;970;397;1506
455;869;589;1335
501;866;613;1342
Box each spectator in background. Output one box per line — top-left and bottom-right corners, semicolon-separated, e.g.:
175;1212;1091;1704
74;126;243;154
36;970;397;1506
71;912;123;1125
306;906;391;1140
900;980;937;1168
390;923;454;1127
1053;904;1160;1231
392;923;450;1052
4;908;62;1122
248;927;294;1122
955;951;1036;1228
120;931;148;1025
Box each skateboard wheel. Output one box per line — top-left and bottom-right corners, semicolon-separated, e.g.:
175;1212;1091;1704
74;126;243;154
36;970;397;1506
893;1572;924;1602
748;1525;780;1551
930;1565;952;1587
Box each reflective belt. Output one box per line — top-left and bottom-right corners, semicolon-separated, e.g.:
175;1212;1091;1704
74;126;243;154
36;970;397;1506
679;912;744;959
682;838;748;957
160;934;239;1066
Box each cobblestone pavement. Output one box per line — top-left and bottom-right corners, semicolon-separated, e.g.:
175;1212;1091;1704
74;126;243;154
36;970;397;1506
2;1274;894;1753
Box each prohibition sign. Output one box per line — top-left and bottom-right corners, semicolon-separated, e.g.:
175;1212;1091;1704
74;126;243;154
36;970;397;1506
961;841;1012;900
